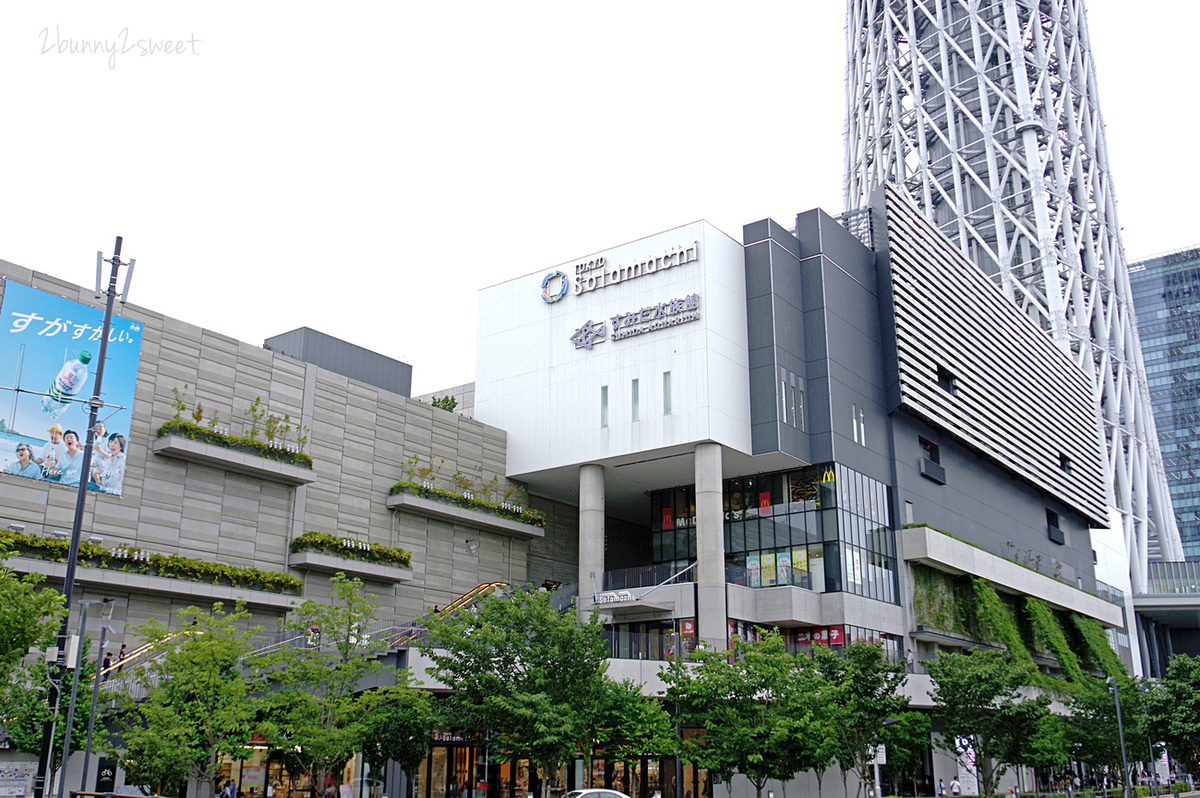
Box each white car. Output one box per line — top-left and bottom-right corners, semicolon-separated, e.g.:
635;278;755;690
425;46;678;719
565;790;634;798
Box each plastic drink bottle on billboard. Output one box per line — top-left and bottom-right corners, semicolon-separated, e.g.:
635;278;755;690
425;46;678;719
41;351;92;415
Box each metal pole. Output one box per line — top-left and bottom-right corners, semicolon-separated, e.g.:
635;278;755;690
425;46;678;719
58;600;96;798
80;624;111;791
1110;678;1130;798
33;237;129;798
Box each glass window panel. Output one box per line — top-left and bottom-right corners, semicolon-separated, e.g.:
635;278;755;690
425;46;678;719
760;518;777;551
809;544;826;593
824;542;842;592
805;512;821;544
744;476;759;518
792;545;810;590
788;511;806;545
675;489;690;527
818;508;837;542
745;519;761;552
729;521;745;554
728;479;744;519
777;549;793;586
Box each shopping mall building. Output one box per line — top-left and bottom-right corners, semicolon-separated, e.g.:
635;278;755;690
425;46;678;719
0;185;1128;798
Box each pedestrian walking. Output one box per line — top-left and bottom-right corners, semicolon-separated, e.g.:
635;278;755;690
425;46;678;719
950;777;961;796
101;651;112;681
938;779;945;798
905;648;915;673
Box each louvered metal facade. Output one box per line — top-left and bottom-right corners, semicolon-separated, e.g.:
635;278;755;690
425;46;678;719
876;184;1107;525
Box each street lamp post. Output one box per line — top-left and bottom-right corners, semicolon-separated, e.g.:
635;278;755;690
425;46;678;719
1108;677;1131;798
80;624;114;792
56;599;100;798
32;237;135;798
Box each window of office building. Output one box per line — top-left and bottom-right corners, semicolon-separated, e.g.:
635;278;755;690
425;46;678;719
601;385;608;428
663;371;672;415
779;369;804;430
632;378;640;422
852;404;866;444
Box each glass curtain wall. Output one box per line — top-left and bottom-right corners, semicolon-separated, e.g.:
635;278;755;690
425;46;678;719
650;463;898;604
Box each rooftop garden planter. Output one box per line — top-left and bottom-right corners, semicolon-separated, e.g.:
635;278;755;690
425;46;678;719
388;480;545;528
0;528;303;595
157;420;313;468
289;531;412;568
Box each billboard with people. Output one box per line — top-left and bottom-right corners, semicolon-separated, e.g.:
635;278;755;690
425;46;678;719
0;280;143;496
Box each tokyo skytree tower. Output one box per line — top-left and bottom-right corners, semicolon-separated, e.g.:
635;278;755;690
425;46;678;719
843;0;1184;587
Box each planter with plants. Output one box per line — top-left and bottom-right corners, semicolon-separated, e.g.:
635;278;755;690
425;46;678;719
0;528;303;595
386;456;545;535
387;479;546;531
154;386;315;484
287;531;414;583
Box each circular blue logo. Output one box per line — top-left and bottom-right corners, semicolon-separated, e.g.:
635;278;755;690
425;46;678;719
541;270;568;303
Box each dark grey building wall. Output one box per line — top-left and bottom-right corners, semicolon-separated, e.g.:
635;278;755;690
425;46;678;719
744;218;809;460
892;412;1097;591
742;201;1101;596
264;326;413;397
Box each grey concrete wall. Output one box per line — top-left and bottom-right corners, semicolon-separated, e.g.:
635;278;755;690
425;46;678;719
0;261;524;654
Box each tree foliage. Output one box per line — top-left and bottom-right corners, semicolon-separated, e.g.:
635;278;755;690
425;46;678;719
812;641;911;798
117;602;262;796
258;574;427;795
882;712;932;797
927;650;1052;798
664;632;839;798
1144;654;1200;777
419;588;609;795
591;678;678;791
0;654;101;785
0;549;65;680
359;683;435;778
1067;678;1143;780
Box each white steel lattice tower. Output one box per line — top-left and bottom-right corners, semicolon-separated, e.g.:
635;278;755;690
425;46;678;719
844;0;1184;589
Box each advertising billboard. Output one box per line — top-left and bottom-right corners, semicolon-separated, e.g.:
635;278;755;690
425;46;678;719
0;281;143;495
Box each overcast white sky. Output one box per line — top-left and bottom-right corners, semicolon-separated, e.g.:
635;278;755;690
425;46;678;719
0;2;1195;396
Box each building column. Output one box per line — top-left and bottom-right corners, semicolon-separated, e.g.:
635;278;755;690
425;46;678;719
578;464;605;620
694;442;726;645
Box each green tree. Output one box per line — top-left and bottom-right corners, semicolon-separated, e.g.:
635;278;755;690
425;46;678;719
926;650;1052;798
430;395;458;412
117;602;262;796
591;679;678;793
812;641;910;798
420;588;609;797
359;684;435;779
0;549;65;679
1067;679;1143;781
1144;655;1200;778
260;574;425;796
0;655;101;790
664;631;836;798
881;712;932;798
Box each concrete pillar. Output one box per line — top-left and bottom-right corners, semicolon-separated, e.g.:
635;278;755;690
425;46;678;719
694;442;726;644
578;464;605;620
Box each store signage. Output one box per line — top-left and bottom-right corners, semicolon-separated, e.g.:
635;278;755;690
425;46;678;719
541;240;699;303
594;590;635;604
570;293;701;350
